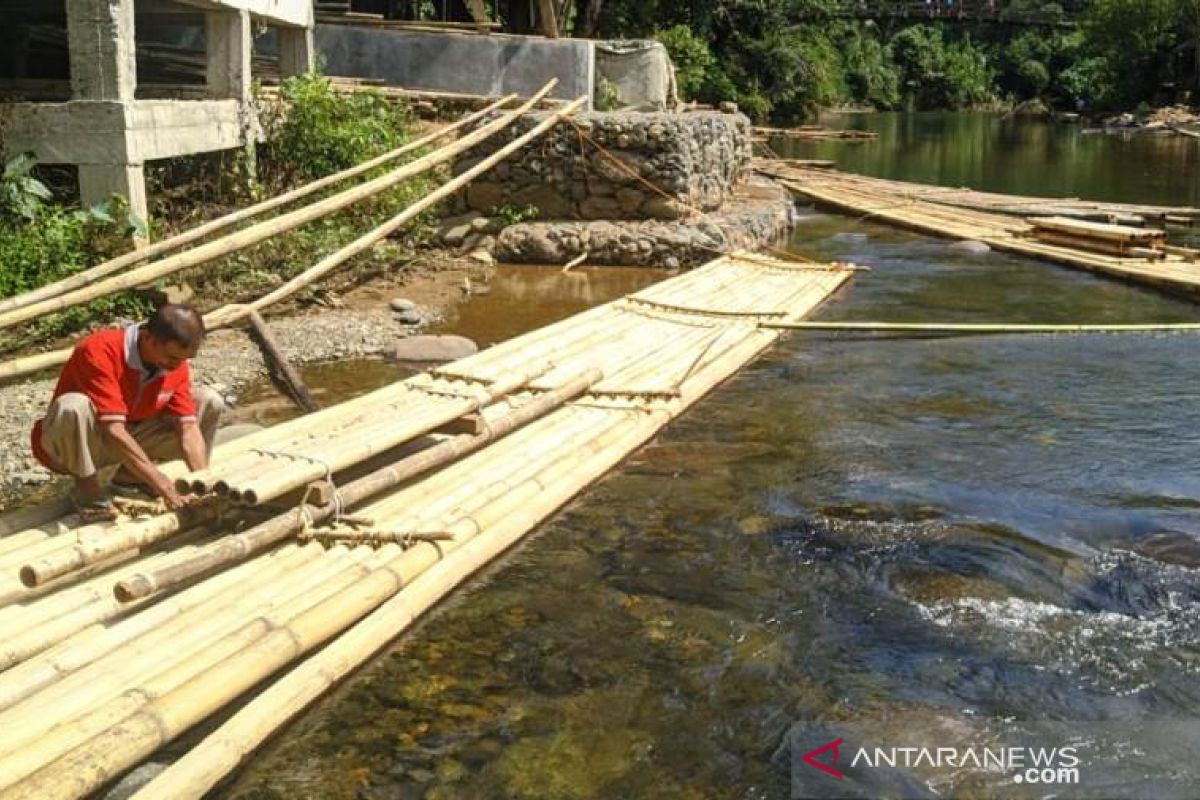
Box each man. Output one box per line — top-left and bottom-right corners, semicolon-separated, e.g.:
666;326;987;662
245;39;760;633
31;303;225;522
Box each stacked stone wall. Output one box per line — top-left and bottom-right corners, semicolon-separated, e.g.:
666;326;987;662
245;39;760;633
455;111;752;221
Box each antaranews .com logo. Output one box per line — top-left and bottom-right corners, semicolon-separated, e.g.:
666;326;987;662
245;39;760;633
801;737;1079;785
786;722;1095;800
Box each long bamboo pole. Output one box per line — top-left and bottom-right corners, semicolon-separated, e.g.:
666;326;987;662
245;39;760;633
0;544;348;755
18;503;221;587
0;546;384;784
0;84;554;336
0;542;307;713
203;94;589;331
116;369;602;601
131;416;670;800
0;96;516;315
763;320;1200;334
230;364;552;504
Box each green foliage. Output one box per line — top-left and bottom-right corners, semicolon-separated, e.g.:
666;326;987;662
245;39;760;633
655;24;715;100
0;154;149;305
592;0;1197;116
594;76;622;111
491;204;541;226
891;26;995;110
259;71;413;186
833;24;900;110
0;154;53;221
1080;0;1197;108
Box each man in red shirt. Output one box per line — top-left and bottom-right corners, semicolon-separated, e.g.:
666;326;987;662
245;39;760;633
32;303;225;521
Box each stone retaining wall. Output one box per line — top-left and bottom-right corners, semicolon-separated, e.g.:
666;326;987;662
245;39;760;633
456;111;752;221
493;177;793;268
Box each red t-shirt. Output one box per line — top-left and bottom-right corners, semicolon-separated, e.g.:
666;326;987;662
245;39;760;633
31;325;196;471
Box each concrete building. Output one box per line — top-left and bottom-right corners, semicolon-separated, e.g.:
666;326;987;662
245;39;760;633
0;0;315;229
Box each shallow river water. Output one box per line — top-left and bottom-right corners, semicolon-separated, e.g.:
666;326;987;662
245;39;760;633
221;116;1200;799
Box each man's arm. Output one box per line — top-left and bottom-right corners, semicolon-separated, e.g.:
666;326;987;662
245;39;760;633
177;419;208;472
99;421;192;510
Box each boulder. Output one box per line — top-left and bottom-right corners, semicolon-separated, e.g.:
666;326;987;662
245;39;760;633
392;335;479;363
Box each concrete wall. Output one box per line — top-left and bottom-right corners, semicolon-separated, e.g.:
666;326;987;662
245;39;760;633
315;26;594;106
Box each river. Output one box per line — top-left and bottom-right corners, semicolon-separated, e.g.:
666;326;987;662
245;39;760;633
219;114;1200;800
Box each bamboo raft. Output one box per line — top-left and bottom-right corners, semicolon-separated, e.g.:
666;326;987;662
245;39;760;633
753;126;879;142
0;251;853;800
756;159;1200;227
756;160;1200;297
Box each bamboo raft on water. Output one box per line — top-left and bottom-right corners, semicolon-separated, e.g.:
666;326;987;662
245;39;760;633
755;159;1200;298
753;125;879;141
756;159;1200;227
0;251;854;800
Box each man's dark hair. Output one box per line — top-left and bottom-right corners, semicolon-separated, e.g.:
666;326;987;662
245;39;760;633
145;303;206;349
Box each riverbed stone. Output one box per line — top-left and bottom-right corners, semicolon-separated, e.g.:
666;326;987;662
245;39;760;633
389;298;417;312
391;335;479;362
949;240;992;256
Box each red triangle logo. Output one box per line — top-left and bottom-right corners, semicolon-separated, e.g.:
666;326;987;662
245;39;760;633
802;737;845;780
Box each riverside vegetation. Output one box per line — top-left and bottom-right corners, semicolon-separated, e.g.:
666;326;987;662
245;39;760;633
565;0;1200;121
0;71;432;353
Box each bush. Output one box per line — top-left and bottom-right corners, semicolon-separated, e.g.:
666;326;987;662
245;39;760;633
259;71;413;186
655;24;715;100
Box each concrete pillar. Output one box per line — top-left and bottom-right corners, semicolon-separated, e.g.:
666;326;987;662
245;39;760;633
66;0;137;101
278;27;315;78
206;10;252;102
79;163;149;243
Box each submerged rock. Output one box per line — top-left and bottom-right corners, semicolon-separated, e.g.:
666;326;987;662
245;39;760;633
949;240;992;256
392;335;479;363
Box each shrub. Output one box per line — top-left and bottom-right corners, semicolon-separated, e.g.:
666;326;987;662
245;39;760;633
259;71;413;186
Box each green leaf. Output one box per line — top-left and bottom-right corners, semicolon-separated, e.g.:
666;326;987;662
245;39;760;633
2;153;36;180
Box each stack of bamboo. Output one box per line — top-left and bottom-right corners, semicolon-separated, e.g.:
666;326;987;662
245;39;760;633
0;252;853;800
756;159;1200;227
758;159;1200;297
1030;216;1167;259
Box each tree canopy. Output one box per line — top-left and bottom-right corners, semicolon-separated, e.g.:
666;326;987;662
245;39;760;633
491;0;1200;120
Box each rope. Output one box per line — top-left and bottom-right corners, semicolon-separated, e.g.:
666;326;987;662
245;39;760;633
250;447;345;526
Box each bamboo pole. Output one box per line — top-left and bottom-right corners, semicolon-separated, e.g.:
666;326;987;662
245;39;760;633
116;369;602;601
0;544;349;755
18;503;220;587
0;546;387;785
762;321;1200;334
127;417;668;800
202;94;589;332
229;364;551;504
0;544;314;715
0;84;554;335
0;97;516;315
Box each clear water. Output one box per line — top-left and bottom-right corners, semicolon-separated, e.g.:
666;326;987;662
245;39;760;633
220;117;1200;800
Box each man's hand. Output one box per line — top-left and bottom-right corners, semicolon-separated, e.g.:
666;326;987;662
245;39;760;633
152;475;196;512
101;420;195;512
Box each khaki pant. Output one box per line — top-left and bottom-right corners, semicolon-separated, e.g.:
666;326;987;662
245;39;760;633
39;387;224;479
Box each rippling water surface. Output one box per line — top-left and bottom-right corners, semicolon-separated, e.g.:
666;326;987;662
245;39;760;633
222;118;1200;799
